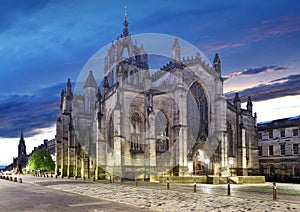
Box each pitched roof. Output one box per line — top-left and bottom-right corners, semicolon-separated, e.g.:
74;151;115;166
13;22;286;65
84;71;98;88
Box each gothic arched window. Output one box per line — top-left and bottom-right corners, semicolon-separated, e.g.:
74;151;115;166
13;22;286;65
108;115;114;150
130;112;143;153
187;82;208;142
155;111;169;152
227;122;233;157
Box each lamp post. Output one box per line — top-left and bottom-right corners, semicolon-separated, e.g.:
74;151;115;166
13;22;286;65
205;158;210;176
229;159;234;176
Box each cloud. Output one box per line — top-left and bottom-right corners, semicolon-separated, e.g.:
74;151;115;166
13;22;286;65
225;74;300;102
222;65;291;81
0;82;66;138
204;42;246;51
252;15;300;41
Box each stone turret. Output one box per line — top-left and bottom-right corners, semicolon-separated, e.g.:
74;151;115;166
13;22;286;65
233;92;241;114
172;38;181;62
246;96;253;114
213;53;221;74
63;78;73;114
84;71;98;114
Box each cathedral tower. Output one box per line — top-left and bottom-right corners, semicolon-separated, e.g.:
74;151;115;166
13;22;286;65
17;131;27;173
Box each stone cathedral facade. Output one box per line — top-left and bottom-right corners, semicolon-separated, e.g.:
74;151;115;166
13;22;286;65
55;17;259;179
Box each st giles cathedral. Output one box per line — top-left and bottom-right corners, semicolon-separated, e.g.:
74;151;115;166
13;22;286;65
55;15;259;180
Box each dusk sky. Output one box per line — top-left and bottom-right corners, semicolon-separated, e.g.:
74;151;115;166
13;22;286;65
1;0;300;165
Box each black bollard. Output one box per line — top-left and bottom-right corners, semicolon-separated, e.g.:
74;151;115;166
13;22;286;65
273;182;277;200
110;176;112;183
227;181;231;196
18;178;22;183
194;179;197;193
167;177;170;190
135;178;137;187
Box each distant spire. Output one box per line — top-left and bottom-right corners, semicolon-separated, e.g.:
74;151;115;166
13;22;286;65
123;5;129;37
19;130;26;154
20;131;24;141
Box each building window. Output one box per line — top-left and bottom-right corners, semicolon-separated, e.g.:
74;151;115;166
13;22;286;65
155;111;169;152
280;129;285;138
269;146;273;156
258;146;262;156
258;133;262;140
280;144;285;155
294;166;300;178
293;144;299;154
227;122;233;157
268;165;275;178
187;82;208;143
293;129;299;137
130;112;143;153
269;130;273;139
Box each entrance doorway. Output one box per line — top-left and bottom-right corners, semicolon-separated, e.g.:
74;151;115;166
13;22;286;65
193;149;206;175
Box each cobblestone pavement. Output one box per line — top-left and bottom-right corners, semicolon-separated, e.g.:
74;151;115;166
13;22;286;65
17;175;300;212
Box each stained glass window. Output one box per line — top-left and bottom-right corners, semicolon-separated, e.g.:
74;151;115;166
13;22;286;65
187;82;208;142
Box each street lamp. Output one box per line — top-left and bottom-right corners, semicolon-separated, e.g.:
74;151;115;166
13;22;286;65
229;159;234;176
205;158;210;176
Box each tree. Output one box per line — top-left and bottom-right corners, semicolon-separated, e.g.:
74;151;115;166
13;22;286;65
28;149;55;171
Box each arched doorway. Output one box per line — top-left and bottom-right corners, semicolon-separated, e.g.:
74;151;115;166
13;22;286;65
193;149;206;175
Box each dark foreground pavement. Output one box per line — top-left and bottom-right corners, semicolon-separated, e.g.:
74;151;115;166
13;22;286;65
0;179;153;212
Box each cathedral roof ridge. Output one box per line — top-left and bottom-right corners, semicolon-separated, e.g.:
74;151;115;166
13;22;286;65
182;52;213;70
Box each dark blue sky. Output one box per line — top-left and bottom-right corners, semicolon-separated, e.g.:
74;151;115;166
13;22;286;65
0;0;300;164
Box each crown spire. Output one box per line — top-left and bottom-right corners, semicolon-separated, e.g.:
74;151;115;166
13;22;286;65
123;5;129;37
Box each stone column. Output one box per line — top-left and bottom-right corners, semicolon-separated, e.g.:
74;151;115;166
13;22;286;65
147;112;156;180
67;131;74;178
113;108;123;177
242;128;248;176
177;89;188;176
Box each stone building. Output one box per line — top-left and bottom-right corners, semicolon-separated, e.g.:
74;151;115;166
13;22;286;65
55;16;259;179
13;131;28;173
258;116;300;182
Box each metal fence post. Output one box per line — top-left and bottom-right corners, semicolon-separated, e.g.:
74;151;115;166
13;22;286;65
227;179;231;196
273;182;277;200
167;177;170;190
